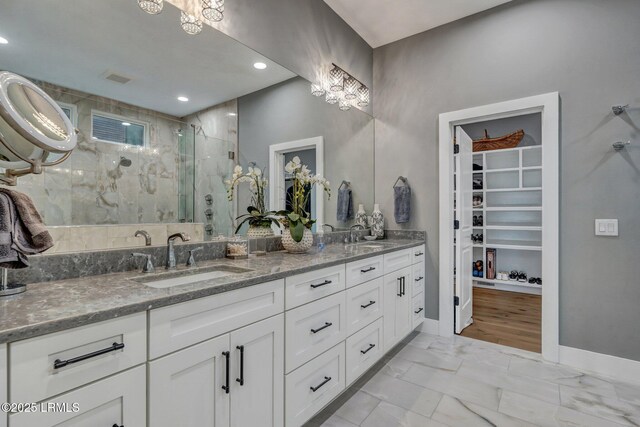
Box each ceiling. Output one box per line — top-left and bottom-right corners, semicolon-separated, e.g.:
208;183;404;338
324;0;514;48
0;0;296;117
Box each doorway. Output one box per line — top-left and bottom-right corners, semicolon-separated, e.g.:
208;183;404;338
438;93;559;361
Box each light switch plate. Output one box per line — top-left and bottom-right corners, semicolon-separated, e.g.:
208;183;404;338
595;219;618;236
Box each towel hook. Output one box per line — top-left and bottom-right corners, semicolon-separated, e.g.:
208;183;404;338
393;176;408;188
338;180;351;190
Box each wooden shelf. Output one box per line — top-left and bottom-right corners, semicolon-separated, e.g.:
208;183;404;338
485;225;541;231
485;240;542;251
485;206;542;212
474;277;541;289
485;187;541;193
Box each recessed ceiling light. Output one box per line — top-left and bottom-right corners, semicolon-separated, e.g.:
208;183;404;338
122;122;131;126
177;96;189;102
253;62;267;70
0;36;8;45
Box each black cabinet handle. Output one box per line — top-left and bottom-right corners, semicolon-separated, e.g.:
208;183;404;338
360;344;376;355
310;376;332;392
236;345;244;386
360;300;376;309
54;342;125;369
360;267;376;273
112;424;124;427
397;277;403;297
221;351;230;394
415;252;424;256
414;307;424;314
415;276;424;282
310;280;332;289
311;322;332;334
401;277;406;296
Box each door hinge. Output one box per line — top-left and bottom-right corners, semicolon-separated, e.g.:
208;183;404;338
454;220;459;230
454;296;460;306
453;144;460;154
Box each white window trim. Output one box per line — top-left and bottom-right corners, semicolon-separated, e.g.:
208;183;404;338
90;109;149;147
438;92;560;362
56;101;78;127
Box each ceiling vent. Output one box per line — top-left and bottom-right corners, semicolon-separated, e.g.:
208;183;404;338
103;71;132;84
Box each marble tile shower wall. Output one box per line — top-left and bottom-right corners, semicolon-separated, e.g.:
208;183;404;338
14;81;183;225
185;100;238;239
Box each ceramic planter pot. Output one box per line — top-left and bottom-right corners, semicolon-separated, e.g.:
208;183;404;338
246;225;274;238
281;227;313;253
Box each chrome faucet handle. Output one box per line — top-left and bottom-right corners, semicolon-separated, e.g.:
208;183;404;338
187;247;203;267
132;253;155;273
168;232;191;242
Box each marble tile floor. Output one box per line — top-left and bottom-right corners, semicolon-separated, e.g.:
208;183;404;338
306;332;640;427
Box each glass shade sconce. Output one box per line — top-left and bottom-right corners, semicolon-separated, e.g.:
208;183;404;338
138;0;164;14
312;63;369;111
202;0;224;22
180;11;203;35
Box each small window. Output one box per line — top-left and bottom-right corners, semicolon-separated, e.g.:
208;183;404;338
57;102;77;126
91;111;147;147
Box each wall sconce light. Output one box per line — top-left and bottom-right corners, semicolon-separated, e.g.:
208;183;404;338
310;64;369;111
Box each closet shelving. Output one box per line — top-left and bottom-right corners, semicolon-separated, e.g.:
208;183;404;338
469;145;543;295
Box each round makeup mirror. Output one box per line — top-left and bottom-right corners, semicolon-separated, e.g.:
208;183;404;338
0;71;77;184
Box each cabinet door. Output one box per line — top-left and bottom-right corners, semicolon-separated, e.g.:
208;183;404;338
230;315;284;427
9;365;145;427
383;267;412;351
149;334;230;427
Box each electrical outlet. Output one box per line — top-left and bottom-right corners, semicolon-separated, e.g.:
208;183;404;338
595;219;618;236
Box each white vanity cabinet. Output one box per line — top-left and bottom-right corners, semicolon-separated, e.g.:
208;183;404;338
149;314;284;427
1;344;6;427
9;365;146;427
383;266;413;351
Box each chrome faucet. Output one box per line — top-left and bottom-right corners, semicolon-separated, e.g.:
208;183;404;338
166;232;191;269
135;230;151;246
322;223;335;232
132;253;155;273
349;224;365;243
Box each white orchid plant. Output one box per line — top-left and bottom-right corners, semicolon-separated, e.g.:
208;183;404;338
226;163;280;233
277;156;331;242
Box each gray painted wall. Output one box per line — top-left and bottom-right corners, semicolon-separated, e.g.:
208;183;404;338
374;0;640;360
237;77;375;226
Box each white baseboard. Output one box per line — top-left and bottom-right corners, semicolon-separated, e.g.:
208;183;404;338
559;345;640;384
417;319;439;335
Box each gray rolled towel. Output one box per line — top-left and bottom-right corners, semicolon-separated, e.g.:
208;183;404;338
0;193;29;268
336;187;353;222
394;185;411;224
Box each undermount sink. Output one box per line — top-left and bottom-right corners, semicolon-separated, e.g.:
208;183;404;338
134;265;253;289
344;243;385;250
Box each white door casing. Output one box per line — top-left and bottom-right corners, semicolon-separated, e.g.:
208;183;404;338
455;127;474;333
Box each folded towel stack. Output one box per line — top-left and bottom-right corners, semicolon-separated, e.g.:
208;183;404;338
336;187;354;222
394;185;411;224
0;188;53;269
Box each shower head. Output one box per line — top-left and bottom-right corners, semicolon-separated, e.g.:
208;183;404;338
119;156;132;167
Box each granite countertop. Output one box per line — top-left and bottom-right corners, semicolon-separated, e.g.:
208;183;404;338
0;239;424;344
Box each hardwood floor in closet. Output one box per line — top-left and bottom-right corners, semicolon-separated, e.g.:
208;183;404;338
459;287;541;353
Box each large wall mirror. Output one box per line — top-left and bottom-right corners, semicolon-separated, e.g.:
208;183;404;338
0;0;374;239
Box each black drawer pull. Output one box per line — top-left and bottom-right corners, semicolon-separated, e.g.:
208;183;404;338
415;276;424;282
112;424;124;427
360;267;376;273
222;351;230;394
311;322;332;334
310;376;332;392
236;345;244;386
360;343;376;354
360;300;376;309
54;342;125;369
415;252;424;256
414;307;424;314
310;280;332;289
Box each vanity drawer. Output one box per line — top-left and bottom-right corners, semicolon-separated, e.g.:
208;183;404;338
285;343;345;427
149;279;284;359
412;244;426;263
285;265;346;310
345;317;383;386
345;255;383;288
345;277;384;336
412;293;425;329
10;313;146;403
9;365;146;427
285;292;346;373
383;249;412;273
412;262;425;296
1;344;6;427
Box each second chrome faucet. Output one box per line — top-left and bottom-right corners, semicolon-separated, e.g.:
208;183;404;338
166;232;190;269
